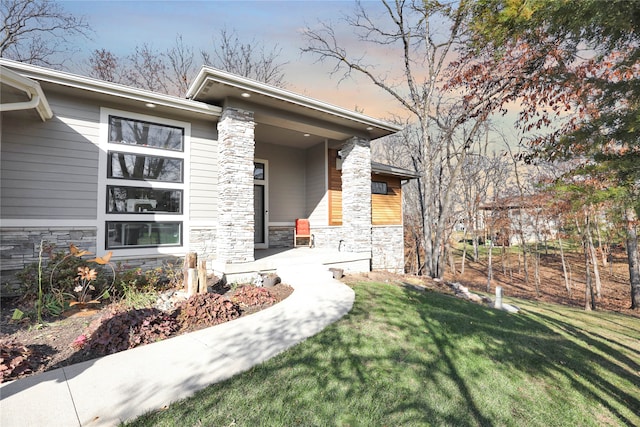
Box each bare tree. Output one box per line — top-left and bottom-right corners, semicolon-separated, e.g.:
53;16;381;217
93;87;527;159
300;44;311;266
166;34;196;95
1;0;91;67
121;43;169;93
202;27;288;88
303;0;510;278
88;48;120;82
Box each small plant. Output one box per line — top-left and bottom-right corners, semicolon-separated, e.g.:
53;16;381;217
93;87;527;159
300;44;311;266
117;281;159;310
57;247;115;306
231;285;277;307
176;293;241;331
16;243;115;316
114;262;183;295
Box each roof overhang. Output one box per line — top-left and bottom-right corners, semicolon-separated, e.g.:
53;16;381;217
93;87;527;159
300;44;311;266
187;65;402;143
0;59;221;118
371;161;420;180
0;65;52;121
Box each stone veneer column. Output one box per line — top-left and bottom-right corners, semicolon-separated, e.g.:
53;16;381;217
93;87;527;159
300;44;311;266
341;137;372;253
216;107;255;263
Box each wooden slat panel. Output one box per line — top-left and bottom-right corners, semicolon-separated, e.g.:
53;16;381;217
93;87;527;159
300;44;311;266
328;149;342;225
372;174;402;225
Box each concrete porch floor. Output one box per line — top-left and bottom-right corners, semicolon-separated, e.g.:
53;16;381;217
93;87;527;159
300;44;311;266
213;247;371;282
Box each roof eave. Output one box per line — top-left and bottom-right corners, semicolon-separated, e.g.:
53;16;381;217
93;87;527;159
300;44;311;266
371;161;420;180
0;59;221;118
187;65;403;136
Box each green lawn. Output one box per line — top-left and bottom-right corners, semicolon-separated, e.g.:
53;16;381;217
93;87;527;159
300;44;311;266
126;281;640;427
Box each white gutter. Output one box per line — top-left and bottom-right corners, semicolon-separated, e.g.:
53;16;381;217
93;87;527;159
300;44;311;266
187;65;402;133
0;65;53;120
0;59;221;118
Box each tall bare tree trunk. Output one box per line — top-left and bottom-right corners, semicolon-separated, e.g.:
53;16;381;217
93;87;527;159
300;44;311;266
461;229;468;274
558;235;571;296
625;207;640;310
448;241;456;275
534;249;541;297
583;216;596;311
589;234;602;299
486;238;493;292
595;218;608;267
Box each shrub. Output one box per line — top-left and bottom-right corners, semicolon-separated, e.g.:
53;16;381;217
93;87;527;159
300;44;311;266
231;286;277;307
176;293;241;331
86;308;180;357
114;262;183;295
16;247;109;300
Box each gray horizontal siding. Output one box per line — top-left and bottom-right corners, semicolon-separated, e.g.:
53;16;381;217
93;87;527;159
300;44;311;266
189;119;218;222
1;92;100;219
255;142;306;222
306;142;328;225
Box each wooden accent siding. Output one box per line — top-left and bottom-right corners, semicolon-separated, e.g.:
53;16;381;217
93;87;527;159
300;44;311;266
328;149;342;225
372;174;402;225
328;149;403;226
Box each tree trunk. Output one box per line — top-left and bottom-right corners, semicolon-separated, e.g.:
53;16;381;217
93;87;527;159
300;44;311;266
558;235;571;296
448;242;456;275
486;238;493;292
625;207;640;309
534;249;541;297
595;219;608;267
583;221;596;311
461;229;468;274
582;215;602;298
589;233;602;298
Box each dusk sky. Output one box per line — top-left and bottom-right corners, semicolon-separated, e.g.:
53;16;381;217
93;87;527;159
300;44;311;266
60;0;404;119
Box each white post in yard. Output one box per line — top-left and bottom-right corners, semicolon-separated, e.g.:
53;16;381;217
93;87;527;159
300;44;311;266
495;286;503;310
187;268;198;297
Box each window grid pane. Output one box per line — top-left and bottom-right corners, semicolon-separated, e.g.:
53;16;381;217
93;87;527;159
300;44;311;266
108;151;183;183
106;222;182;249
109;116;184;152
107;186;182;214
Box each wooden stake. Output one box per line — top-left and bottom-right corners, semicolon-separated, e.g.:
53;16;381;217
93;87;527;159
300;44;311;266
198;260;207;294
183;252;197;292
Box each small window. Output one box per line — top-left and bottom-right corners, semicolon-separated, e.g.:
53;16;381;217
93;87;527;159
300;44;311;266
106;221;182;249
254;162;265;180
372;181;388;195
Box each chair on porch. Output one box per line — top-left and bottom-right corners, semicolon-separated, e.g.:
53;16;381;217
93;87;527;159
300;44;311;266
294;218;313;248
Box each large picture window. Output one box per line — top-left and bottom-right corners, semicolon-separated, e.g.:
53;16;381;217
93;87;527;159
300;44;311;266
100;110;189;252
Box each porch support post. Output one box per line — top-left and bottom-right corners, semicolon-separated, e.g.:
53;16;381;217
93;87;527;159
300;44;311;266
341;136;372;254
216;107;255;263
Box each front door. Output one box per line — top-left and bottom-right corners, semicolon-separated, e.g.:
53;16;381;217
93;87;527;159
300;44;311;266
254;160;268;248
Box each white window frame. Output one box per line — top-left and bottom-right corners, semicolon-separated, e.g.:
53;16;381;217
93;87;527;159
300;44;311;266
97;108;190;257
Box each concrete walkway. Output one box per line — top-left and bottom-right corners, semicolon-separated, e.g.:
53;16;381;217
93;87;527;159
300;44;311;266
0;268;355;427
